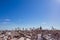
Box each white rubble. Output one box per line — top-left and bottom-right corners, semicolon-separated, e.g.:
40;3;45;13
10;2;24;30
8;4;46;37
18;37;25;40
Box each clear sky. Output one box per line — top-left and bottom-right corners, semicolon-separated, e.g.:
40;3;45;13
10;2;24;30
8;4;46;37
0;0;60;30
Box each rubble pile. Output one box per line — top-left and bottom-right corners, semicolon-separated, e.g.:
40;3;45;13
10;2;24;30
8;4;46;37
0;28;60;40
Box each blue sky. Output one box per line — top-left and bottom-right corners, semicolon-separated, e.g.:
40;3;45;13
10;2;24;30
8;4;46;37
0;0;60;30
